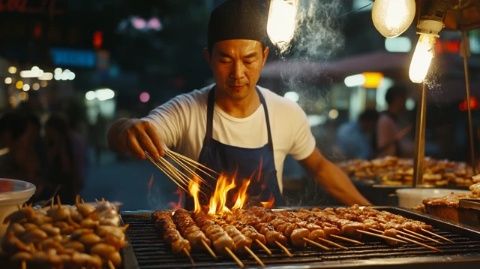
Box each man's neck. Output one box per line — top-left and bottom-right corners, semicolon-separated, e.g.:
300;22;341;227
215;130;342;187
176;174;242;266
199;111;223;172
215;89;261;118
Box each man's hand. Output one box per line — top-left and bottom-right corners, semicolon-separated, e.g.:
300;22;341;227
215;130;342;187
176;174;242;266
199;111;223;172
107;118;164;160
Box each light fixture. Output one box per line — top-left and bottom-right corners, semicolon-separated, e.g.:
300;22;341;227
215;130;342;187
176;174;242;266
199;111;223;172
267;0;299;52
408;0;449;83
371;0;416;38
409;33;437;83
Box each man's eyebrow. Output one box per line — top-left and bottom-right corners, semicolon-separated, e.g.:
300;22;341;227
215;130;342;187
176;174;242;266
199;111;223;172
243;52;258;58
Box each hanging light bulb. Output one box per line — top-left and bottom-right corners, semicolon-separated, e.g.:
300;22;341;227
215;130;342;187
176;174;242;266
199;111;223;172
267;0;298;52
409;33;437;83
371;0;416;38
408;0;447;83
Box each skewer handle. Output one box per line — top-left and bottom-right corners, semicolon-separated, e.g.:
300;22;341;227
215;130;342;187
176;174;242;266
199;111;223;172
275;241;293;257
245;246;265;267
201;239;217;259
255;239;272;256
225;247;244;268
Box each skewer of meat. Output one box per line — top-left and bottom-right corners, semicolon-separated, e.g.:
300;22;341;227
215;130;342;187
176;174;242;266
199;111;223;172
333;206;448;245
151;211;193;262
247;207;331;250
275;210;350;250
214;217;265;267
224;211;272;255
317;207;441;250
193;212;244;268
288;208;408;245
228;208;292;257
172;209;217;259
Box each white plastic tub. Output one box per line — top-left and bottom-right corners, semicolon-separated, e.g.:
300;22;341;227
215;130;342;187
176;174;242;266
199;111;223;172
396;188;469;208
0;178;36;238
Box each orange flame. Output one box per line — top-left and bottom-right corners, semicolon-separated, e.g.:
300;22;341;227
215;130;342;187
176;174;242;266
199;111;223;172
188;176;202;214
232;179;251;210
208;174;236;215
168;188;184;210
260;195;275;209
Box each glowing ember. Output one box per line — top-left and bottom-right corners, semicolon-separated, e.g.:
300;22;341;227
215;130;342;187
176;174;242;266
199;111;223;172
168;188;184;210
208;174;236;215
260;195;275;209
232;179;251;210
188;176;202;213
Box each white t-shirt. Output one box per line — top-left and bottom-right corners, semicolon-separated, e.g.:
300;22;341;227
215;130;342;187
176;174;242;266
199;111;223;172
144;84;316;192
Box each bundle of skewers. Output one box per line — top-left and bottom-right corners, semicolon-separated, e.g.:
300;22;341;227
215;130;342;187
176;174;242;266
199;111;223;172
152;205;453;268
1;197;128;269
145;148;216;193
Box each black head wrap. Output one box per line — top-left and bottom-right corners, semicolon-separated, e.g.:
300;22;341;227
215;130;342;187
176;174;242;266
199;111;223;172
207;0;268;51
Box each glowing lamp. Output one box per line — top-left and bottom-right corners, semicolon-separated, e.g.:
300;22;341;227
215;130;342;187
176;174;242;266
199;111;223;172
267;0;298;52
408;18;444;83
372;0;416;38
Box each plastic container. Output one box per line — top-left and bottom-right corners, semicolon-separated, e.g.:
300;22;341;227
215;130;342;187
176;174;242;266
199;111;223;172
0;178;36;238
395;188;469;208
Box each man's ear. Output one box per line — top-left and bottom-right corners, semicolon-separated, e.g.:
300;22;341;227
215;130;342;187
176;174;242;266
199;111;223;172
203;48;211;65
262;46;270;67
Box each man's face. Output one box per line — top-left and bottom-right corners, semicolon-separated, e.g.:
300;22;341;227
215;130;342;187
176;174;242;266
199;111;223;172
206;39;269;100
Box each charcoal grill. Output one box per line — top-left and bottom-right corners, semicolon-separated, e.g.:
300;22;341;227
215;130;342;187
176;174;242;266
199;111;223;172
121;207;480;268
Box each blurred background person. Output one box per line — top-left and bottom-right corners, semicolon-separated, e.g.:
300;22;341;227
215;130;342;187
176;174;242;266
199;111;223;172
376;84;414;158
0;110;46;201
336;109;379;160
44;113;87;204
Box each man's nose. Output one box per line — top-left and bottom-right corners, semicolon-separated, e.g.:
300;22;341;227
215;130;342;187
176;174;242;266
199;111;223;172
230;61;245;79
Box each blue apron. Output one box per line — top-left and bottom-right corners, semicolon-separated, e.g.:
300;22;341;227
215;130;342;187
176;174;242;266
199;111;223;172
186;87;284;209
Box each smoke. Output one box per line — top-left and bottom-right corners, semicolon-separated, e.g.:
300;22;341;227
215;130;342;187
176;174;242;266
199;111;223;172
268;0;346;160
290;0;345;61
272;0;345;114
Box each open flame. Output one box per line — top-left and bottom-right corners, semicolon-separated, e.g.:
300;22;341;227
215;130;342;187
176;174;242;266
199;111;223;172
208;174;236;215
188;176;202;214
188;171;274;215
232;179;250;210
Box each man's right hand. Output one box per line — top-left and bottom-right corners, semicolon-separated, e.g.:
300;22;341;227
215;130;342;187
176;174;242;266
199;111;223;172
107;118;164;160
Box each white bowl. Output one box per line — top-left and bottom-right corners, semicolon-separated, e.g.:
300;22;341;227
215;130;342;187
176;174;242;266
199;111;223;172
396;188;469;208
0;178;36;238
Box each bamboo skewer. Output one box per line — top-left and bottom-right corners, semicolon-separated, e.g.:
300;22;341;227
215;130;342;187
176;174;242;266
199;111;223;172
396;235;441;252
303;238;330;251
369;227;426;244
225;247;244;268
165;148;218;177
107;260;115;269
329;234;364;245
275;241;293;257
421;228;454;243
317;237;348;250
402;229;442;244
146;152;189;192
255;239;272;256
393;230;428;243
244;246;265;267
357;230;407;243
164;150;216;183
21;260;26;269
183;248;195;265
201;240;217;259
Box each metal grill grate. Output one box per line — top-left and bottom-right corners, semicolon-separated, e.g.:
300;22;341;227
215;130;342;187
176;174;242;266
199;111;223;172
121;207;480;269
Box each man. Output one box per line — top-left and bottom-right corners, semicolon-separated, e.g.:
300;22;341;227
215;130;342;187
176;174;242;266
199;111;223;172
336;109;379;160
108;0;370;207
376;85;413;157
